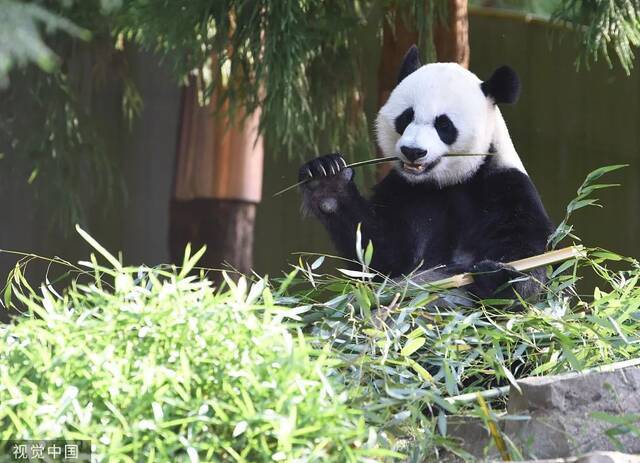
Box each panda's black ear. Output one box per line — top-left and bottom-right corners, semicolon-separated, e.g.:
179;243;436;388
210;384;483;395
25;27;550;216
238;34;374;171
481;65;520;104
397;45;421;85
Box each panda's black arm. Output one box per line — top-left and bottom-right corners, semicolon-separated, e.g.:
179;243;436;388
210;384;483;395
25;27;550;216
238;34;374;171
463;169;554;300
298;154;399;272
310;183;379;260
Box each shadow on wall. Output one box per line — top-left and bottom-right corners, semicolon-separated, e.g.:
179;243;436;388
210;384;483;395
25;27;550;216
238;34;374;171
0;50;181;284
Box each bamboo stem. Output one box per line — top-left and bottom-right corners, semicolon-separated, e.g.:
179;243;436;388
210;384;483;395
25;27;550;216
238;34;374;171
446;385;510;405
428;246;586;290
273;153;493;197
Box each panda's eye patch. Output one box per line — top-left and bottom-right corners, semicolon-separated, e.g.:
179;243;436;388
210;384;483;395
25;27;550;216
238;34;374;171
394;108;414;135
434;114;458;145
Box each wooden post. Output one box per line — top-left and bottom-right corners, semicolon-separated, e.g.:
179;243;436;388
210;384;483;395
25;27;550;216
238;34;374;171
170;75;264;277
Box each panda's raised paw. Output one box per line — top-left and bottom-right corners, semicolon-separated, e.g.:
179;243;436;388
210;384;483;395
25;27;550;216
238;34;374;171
298;153;353;186
298;153;355;215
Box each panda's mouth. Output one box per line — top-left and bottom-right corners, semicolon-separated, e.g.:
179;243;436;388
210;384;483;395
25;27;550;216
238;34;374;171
402;162;425;173
401;159;440;174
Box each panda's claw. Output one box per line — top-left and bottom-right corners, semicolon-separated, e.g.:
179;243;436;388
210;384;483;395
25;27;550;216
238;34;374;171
298;153;353;186
327;160;336;175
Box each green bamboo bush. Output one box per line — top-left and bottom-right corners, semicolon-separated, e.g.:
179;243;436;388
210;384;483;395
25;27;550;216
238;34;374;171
1;166;639;461
0;242;404;462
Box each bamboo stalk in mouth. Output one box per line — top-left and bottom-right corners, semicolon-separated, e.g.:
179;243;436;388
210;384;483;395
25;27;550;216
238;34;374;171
273;153;494;197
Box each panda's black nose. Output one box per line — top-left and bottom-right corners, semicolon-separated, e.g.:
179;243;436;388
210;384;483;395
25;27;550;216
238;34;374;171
400;146;427;162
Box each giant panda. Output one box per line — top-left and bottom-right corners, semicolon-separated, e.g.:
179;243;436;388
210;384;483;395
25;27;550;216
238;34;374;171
298;45;553;303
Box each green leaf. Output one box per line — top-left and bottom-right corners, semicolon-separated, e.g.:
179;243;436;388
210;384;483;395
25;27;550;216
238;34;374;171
567;198;599;213
401;337;426;357
76;225;122;270
591;251;624;261
437;412;447;436
355;284;372;320
583;164;627;185
443;362;457;396
578;183;620;196
276;268;299;296
550;259;578;278
179;245;207;278
591;411;640;426
500;363;522;394
3;282;13;309
364;240;374;267
407;358;434;383
561;345;583;371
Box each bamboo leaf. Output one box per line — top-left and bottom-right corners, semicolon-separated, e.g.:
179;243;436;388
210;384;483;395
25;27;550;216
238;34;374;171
408;358;434;383
364;240;374;267
337;268;377;279
310;255;325;270
401;337;426;357
76;225;122;270
582;164;627;186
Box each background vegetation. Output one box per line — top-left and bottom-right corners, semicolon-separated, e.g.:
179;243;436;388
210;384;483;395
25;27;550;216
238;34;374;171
2;0;640;230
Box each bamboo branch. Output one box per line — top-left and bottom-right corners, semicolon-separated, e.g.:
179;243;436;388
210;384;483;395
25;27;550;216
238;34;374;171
428;245;586;290
445;385;510;405
273;153;493;197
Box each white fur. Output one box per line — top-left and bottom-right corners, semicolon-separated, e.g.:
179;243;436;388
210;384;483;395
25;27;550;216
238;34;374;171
376;63;526;186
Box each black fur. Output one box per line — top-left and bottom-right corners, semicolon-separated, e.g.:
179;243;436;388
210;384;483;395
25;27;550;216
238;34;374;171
299;155;553;304
481;66;521;105
394;107;414;134
397;45;421;84
434;114;458;145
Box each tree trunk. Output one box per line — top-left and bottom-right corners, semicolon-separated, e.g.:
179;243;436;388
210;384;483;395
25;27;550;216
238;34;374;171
169;198;255;274
170;74;264;280
434;0;470;68
378;0;470;106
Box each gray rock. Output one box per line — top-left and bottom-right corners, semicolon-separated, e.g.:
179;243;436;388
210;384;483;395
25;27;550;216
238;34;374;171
515;450;640;462
505;364;640;459
445;361;640;461
573;451;640;463
446;416;496;460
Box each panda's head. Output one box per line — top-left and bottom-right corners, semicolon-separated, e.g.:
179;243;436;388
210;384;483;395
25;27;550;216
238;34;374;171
376;45;522;186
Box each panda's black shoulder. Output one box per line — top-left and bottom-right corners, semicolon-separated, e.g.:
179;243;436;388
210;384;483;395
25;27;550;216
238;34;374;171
473;158;553;228
475;158;539;199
